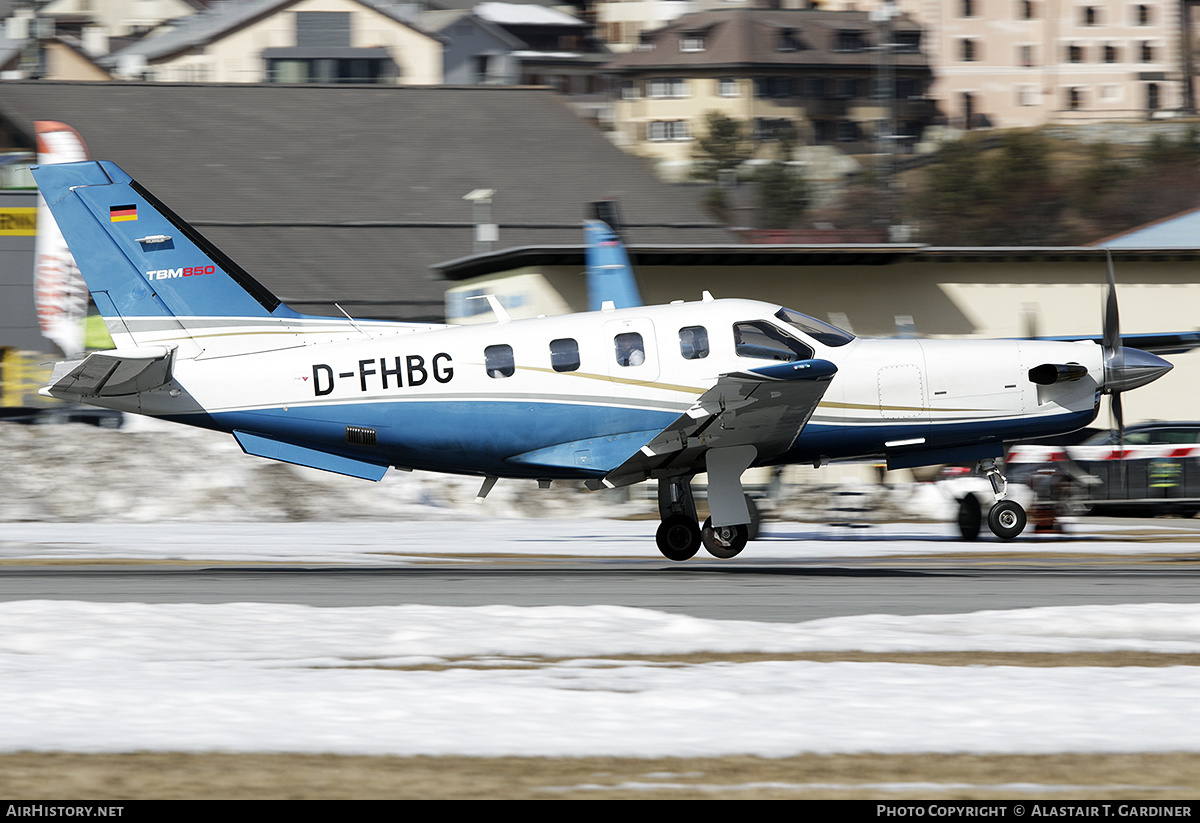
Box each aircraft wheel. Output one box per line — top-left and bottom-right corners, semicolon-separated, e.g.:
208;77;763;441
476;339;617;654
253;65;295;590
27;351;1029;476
656;515;701;561
987;500;1027;541
957;495;982;541
701;517;748;559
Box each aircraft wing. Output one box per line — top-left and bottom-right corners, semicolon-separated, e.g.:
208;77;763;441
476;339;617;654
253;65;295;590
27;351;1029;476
40;346;175;399
596;359;837;489
1040;332;1200;355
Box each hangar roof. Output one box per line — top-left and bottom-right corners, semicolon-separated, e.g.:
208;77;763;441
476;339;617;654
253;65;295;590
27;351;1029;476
434;243;1200;281
0;81;729;320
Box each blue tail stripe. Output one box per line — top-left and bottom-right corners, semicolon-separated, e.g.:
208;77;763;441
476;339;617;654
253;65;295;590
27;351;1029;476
32;161;290;320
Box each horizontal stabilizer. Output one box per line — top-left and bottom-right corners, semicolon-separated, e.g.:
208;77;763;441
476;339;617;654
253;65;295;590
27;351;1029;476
1038;332;1200;356
40;346;175;398
233;430;389;481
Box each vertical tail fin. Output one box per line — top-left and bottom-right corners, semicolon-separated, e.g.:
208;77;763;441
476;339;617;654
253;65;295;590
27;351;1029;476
584;218;642;311
31;161;291;328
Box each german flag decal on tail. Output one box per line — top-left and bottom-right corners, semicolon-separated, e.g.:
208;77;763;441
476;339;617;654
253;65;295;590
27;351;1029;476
109;204;137;222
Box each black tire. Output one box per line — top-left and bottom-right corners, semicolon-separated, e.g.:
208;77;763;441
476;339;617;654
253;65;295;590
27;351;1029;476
656;515;701;561
701;517;748;559
957;494;982;541
987;500;1027;540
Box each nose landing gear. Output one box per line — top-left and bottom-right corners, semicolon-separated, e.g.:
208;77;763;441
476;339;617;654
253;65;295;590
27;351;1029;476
980;458;1027;541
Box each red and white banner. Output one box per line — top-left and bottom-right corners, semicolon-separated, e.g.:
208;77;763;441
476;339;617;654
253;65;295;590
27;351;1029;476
34;120;90;356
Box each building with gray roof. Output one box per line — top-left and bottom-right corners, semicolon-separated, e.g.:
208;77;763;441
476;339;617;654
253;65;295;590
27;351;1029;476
0;80;729;321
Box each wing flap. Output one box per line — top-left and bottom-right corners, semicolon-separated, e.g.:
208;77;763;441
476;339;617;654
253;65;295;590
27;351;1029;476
596;359;837;488
40;346;175;398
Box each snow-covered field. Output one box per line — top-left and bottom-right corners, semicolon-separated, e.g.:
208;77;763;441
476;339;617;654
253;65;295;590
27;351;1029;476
1;599;1199;757
2;421;1199;758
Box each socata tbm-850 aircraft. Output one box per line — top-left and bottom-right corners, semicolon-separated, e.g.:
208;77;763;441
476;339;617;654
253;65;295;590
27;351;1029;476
33;160;1178;559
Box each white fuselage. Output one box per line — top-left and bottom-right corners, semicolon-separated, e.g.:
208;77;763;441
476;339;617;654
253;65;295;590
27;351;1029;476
82;297;1104;478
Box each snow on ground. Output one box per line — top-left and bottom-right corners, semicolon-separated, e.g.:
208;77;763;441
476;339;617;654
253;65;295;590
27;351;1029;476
2;600;1200;757
3;422;1200;758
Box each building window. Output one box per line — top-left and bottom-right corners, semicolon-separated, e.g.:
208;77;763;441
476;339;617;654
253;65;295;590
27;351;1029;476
679;327;709;360
1141;41;1155;62
1067;87;1084;110
647;120;691;141
778;28;801;52
835;77;863;99
754;118;795;141
1104;44;1119;63
960;0;976;17
1136;4;1152;25
485;345;515;379
1017;85;1039;106
648;78;689;98
835;31;867;52
960;39;979;61
895;31;921;53
805;76;827;98
680;34;705;53
622;81;640;100
1019;0;1036;18
837;120;860;142
718;77;739;97
1082;6;1099;25
1019;45;1034;67
1067;44;1084;63
755;76;793;98
296;12;351;47
550;338;580;373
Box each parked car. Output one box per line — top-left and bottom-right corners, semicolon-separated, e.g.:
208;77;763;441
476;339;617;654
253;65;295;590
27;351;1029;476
1006;423;1200;518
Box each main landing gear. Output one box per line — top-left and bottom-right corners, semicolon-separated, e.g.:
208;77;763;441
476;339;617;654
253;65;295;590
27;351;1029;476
655;475;756;561
957;459;1027;541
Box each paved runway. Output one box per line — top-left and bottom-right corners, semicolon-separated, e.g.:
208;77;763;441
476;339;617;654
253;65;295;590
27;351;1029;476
2;517;1198;622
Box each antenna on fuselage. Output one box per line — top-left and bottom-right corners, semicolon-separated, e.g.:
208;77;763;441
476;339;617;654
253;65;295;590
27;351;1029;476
334;303;372;339
466;293;511;325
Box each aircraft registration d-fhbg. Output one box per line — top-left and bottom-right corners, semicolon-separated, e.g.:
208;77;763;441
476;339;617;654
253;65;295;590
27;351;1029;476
33;160;1177;559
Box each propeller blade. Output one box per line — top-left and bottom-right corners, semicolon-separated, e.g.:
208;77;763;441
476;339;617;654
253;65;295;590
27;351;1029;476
1020;302;1040;339
1102;248;1125;395
1103;249;1120;353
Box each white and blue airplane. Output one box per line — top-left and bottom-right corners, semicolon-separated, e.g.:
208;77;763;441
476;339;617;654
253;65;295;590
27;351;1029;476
32;160;1178;559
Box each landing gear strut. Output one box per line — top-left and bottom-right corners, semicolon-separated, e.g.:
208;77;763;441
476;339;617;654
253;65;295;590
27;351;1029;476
656;475;700;561
655;475;758;561
979;458;1027;541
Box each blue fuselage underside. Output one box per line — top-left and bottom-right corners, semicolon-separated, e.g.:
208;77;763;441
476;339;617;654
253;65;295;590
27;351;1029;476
167;398;1100;479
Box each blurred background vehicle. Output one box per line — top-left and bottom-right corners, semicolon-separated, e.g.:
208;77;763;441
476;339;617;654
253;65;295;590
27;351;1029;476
1007;423;1200;519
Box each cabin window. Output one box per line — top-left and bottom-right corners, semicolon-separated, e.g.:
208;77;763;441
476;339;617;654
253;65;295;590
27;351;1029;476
614;332;646;367
733;322;813;362
550;338;580;372
485;344;515;378
775;308;855;346
679;326;709;360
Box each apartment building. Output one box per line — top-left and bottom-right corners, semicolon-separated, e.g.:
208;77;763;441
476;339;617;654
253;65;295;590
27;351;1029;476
606;7;936;171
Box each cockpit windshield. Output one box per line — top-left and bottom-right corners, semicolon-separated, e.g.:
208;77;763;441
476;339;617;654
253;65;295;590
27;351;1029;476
775;308;856;347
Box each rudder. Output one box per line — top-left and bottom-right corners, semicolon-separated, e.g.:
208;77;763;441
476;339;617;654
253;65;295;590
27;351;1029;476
32;161;291;327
